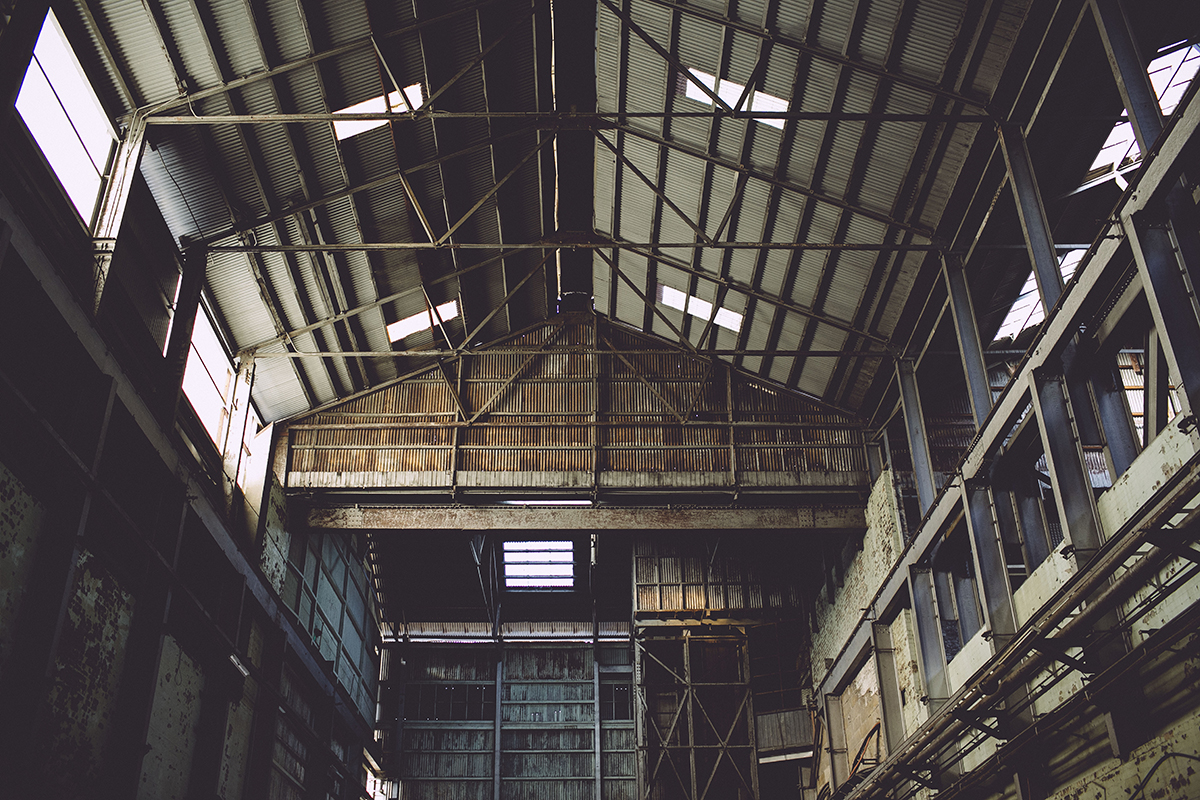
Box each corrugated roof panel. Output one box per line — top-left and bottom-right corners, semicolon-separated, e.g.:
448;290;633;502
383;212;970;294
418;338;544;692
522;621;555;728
594;134;617;235
614;253;649;329
820;120;865;201
206;247;280;346
969;1;1028;98
823;255;870;321
726;31;762;88
263;0;310;64
622;5;669;137
736;0;767;26
699;165;737;233
790;250;826;310
208;0;265;77
797;323;847;397
140;129;233;242
786;119;825;188
618;137;659;244
763;45;799;102
774;0;811;40
898;0;964;85
859;0;901;66
597;6;621;110
594;251;612;314
749;122;782;171
677;14;724;76
714;117;747;163
813;0;855;53
739;302;771;374
315;0;372;47
658;150;705;245
157;0;222;89
251;345;313;420
876;250;925;337
918;124;981;228
94;0;180;104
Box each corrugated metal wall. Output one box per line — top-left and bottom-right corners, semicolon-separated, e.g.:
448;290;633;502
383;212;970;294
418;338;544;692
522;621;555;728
393;645;636;800
284;316;867;493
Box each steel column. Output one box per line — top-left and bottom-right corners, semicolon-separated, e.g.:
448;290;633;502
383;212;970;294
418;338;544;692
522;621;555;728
160;246;205;424
1124;209;1200;423
1029;369;1103;562
999;123;1062;309
1144;328;1170;442
872;623;907;753
92;111;147;313
943;254;992;427
963;485;1017;640
494;651;503;800
897;358;937;514
908;567;949;712
824;693;848;790
221;355;256;513
1090;0;1163;151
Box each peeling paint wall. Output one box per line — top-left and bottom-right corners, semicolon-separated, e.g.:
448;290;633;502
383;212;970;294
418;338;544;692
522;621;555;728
0;458;45;679
260;474;290;597
217;619;265;799
890;609;927;738
1046;704;1200;800
811;470;904;684
36;550;135;791
138;634;206;800
840;658;883;773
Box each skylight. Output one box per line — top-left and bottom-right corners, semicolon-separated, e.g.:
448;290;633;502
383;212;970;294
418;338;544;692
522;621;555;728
503;541;574;589
993;250;1085;342
387;299;459;343
680;68;787;130
659;284;744;332
333;84;424;140
16;10;116;223
1084;43;1199;186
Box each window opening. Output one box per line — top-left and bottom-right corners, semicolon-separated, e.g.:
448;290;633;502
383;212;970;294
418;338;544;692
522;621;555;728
678;68;788;130
600;682;633;720
992;249;1085;343
15;10;116;223
658;284;743;332
503;540;574;589
387;299;459;343
182;304;236;446
333;84;424;140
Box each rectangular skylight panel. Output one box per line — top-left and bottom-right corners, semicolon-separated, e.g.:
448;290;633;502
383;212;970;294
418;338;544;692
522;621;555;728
31;13;114;168
686;296;714;320
506;578;574;588
334;84;423;140
684;69;717;103
714;307;744;332
660;285;688;312
718;79;744;109
504;541;573;551
506;563;574;577
503;541;574;589
387;299;459;342
750;91;788;130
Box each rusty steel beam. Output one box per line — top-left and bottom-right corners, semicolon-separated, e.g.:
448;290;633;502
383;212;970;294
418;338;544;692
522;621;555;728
307;505;867;531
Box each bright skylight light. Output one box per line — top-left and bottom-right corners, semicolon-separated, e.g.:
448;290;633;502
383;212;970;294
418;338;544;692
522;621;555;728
16;10;116;223
183;305;234;445
1085;44;1199;184
503;541;574;589
387;299;459;342
993;250;1085;342
659;284;744;332
681;68;787;130
333;84;424;140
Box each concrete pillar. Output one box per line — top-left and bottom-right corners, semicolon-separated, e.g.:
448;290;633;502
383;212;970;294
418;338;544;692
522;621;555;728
896;359;936;514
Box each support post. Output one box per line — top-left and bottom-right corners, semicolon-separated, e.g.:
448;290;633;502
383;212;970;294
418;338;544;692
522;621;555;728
908;567;949;713
824;693;848;790
896;359;936;514
494;650;503;800
1144;328;1170;442
1124;209;1200;423
161;246;206;424
221;355;256;515
999;123;1062;309
943;254;992;427
872;623;906;753
1028;368;1103;562
92;111;147;313
962;484;1018;641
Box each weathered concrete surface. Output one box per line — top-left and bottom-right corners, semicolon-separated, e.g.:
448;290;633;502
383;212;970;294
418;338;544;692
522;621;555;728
1097;421;1197;539
309;504;867;532
0;458;44;680
37;550;134;790
810;471;904;686
1013;540;1078;627
260;474;290;598
1045;705;1200;800
889;609;927;738
840;658;882;772
138;634;205;800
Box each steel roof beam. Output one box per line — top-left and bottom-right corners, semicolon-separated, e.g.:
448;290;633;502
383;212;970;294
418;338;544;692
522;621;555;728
635;0;991;111
256;348;888;359
145;110;990;123
616;124;935;240
133;0;518;117
207;241;942;252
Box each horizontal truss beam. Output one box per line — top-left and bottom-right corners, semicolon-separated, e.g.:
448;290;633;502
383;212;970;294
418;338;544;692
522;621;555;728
307;505;867;531
145;111;992;124
249;348;890;358
207;241;942;252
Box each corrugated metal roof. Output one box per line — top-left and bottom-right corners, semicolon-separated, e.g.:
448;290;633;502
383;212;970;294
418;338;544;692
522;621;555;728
72;0;1039;422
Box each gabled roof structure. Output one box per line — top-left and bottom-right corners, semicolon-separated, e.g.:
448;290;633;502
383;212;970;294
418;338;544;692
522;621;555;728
57;0;1096;425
